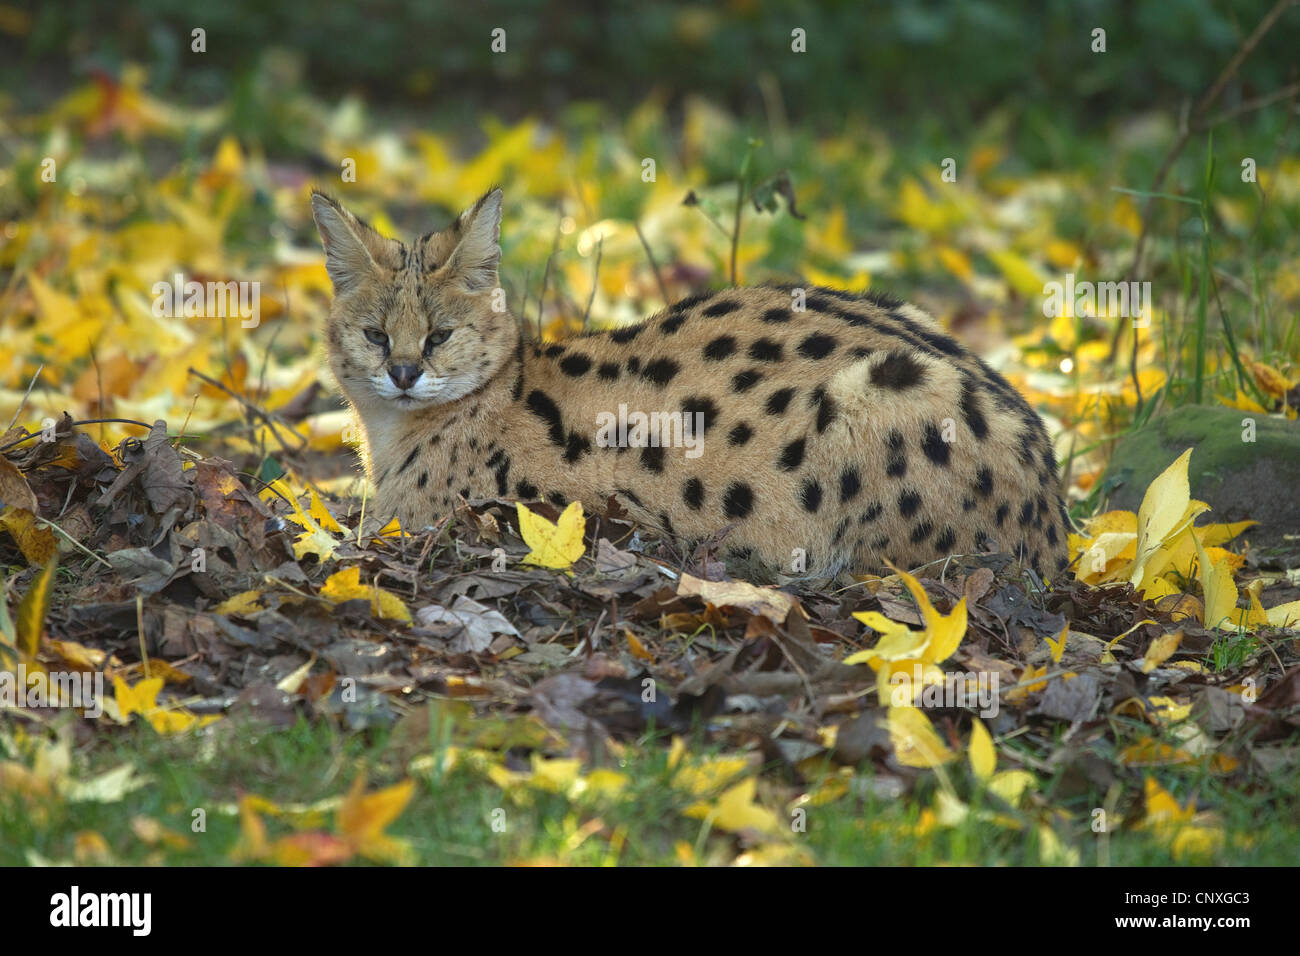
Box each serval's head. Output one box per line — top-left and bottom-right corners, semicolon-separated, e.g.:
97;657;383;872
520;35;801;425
310;188;513;410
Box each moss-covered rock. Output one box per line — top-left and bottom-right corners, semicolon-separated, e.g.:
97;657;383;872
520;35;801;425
1100;405;1300;554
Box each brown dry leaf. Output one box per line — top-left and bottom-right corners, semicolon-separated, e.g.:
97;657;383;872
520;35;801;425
677;572;796;624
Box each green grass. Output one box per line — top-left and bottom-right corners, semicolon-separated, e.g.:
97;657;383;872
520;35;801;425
4;712;1299;866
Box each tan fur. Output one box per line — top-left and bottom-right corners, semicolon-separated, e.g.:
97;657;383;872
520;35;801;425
311;189;1070;580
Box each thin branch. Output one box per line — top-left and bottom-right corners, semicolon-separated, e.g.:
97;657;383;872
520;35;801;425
634;221;670;306
186;367;306;454
6;364;43;430
0;418;155;454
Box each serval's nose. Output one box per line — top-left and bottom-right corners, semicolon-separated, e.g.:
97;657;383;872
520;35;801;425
389;365;422;390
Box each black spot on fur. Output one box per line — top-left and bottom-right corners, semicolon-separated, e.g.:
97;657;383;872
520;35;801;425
564;432;591;464
670;291;711;312
610;325;642;344
815;395;838;433
975;466;994;498
516;481;539;499
399;445;420;472
659;511;676;536
898;489;922;518
1017;431;1037;466
778;438;806;471
559;354;592;377
995;503;1010;527
417;471;429;490
547;492;567;509
921;422;951;467
703;299;740;317
962;497;976;511
704;335;737;360
641;358;680;386
764;387;796;415
935;527;957;552
525;390;566;446
544;344;566;358
749;338;783;362
731;369;762;392
597;362;620;381
800;478;823;513
683;478;704;510
960;382;989;439
640;445;664;473
762;307;791;323
832;518;850;545
1018;500;1035;526
626;356;641;374
860;502;883;523
660;314;687;335
728;423;753;446
1046;524;1058;546
617;488;644;508
722;483;754;519
885;429;907;478
840;467;861;503
797;333;837;360
910;521;934;544
681;396;719;434
493;458;511;495
870;351;926;391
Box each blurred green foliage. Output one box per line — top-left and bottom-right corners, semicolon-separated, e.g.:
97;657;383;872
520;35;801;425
8;0;1297;139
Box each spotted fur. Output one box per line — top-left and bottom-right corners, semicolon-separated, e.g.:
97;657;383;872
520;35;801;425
311;189;1070;579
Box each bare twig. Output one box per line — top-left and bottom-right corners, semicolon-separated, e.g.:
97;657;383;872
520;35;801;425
634;221;670;306
0;418;154;454
6;363;43;430
536;204;563;326
187;367;306;454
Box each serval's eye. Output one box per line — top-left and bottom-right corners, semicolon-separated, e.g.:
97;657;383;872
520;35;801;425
364;328;388;348
423;328;452;357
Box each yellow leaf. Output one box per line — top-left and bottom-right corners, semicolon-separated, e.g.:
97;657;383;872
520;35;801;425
1217;389;1270;414
888;706;955;768
626;630;653;661
113;675;163;718
1045;623;1068;663
213;590;265;617
988;769;1036;806
969;718;996;781
517;500;586;568
320;567;412;623
1265;600;1300;628
988;249;1048;299
0;508;57;566
682;776;782;836
307;487;344;533
1141;630;1183;673
15;556;58;658
1251;361;1291;398
1192;532;1239;631
337;776;416;865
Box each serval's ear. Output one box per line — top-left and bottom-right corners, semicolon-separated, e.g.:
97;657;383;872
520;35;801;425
443;188;503;292
310;190;389;295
